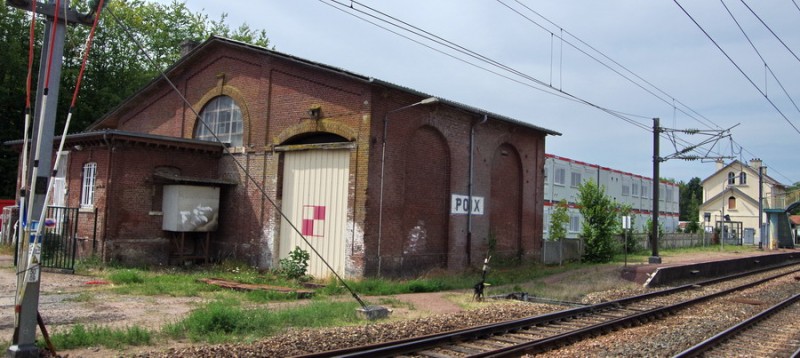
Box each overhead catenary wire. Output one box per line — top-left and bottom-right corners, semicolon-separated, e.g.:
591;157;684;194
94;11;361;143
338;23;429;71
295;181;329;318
674;0;800;137
738;0;800;66
104;6;371;310
324;0;654;133
325;0;729;162
721;0;800;115
502;0;723;132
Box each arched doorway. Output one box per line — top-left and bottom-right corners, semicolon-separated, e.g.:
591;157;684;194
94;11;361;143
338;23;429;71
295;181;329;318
400;126;450;275
490;143;523;260
278;133;352;278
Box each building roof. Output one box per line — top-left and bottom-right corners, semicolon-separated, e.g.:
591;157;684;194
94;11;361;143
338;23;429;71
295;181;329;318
88;36;561;136
700;160;783;188
4;129;226;155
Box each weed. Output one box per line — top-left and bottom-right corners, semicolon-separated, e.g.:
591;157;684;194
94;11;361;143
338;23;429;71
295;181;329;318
278;246;310;280
47;324;151;350
164;299;360;343
0;243;15;256
108;269;145;284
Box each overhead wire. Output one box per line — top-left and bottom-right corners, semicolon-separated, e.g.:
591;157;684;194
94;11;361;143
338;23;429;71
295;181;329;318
673;0;800;138
497;0;729;161
739;0;800;65
325;0;653;132
327;0;728;160
503;0;723;131
721;0;800;115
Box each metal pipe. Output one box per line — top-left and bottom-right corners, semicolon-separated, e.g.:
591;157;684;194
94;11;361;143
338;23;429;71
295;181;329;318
467;114;487;266
376;97;438;276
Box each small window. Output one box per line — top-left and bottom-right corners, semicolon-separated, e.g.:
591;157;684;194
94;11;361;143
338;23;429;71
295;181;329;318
81;162;97;208
622;185;630;197
554;167;566;185
642;183;649;199
728;172;735;185
194;96;244;147
570;172;581;188
632;182;640;197
739;172;747;185
728;196;737;209
569;215;581;233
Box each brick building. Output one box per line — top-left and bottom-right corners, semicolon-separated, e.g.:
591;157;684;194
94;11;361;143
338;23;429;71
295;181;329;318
13;36;559;278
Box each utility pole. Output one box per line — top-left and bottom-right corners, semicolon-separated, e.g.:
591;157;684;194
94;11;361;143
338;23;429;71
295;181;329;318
650;118;662;264
648;119;735;265
6;1;95;356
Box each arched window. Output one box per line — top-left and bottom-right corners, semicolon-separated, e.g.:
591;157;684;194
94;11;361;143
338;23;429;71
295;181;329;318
194;96;243;147
727;172;735;185
728;196;736;209
739;172;747;185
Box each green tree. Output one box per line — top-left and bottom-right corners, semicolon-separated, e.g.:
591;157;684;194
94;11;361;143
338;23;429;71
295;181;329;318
0;0;270;198
577;181;619;263
548;199;569;241
0;6;31;198
679;177;702;221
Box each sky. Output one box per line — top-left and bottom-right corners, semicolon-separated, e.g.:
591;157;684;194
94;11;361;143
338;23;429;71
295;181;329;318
156;0;800;185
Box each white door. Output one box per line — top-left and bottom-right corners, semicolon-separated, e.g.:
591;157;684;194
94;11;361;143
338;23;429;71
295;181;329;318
279;149;350;278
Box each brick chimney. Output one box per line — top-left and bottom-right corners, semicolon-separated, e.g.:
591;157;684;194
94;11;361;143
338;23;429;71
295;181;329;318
180;40;200;57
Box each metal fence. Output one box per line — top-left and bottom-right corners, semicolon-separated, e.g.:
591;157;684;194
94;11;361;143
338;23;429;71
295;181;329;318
11;206;79;273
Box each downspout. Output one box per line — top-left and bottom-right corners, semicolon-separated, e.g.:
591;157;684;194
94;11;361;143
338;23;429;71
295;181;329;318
102;132;112;262
467;114;488;266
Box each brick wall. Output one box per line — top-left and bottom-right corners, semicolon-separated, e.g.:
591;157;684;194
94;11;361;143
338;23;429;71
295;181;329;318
58;38;550;277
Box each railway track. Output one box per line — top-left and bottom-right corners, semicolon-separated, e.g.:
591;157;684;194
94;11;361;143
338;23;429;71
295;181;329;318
675;292;800;358
302;263;800;357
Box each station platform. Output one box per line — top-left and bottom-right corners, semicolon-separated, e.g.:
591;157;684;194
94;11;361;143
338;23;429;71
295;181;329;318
620;249;800;287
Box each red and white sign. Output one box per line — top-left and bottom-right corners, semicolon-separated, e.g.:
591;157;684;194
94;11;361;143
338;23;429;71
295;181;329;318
301;205;326;237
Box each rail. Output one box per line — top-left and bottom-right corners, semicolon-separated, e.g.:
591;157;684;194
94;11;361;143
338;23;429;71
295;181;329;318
303;262;800;357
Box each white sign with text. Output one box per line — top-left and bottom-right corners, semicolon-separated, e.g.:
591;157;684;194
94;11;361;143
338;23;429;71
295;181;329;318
451;195;484;215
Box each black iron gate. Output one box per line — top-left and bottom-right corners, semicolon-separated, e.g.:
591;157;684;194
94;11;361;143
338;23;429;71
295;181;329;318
15;206;79;273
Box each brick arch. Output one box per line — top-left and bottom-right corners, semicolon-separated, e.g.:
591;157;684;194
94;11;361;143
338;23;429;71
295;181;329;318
272;119;357;146
190;85;252;145
401;125;450;273
489;143;523;260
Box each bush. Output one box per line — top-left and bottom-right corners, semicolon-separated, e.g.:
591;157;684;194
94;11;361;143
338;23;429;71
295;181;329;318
279;246;310;280
577;181;619;263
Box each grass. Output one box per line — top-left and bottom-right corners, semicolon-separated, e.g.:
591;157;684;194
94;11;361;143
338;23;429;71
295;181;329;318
0;243;14;256
2;244;767;353
163;299;362;343
46;324;151;350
